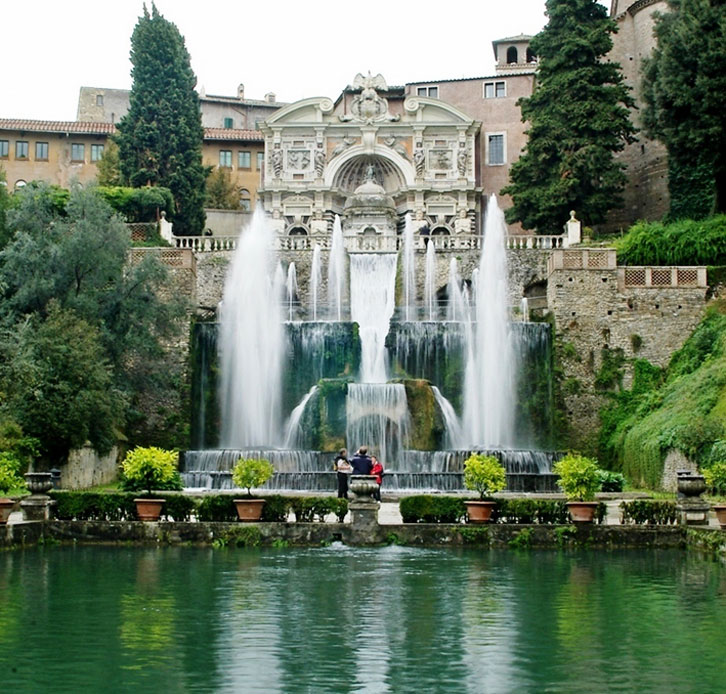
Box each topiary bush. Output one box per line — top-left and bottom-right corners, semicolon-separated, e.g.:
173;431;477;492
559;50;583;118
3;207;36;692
598;470;626;493
463;454;507;500
703;462;726;498
120;446;183;496
553;453;602;501
231;458;274;497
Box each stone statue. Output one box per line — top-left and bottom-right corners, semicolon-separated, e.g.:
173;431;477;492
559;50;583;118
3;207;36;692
271;148;283;178
311;209;327;235
314;148;326;177
457;148;468;177
454;209;471;234
340;72;401;124
414;147;425;177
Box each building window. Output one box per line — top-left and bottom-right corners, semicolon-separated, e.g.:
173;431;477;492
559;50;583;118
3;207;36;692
507;46;518;64
91;144;104;162
238;151;251;169
416;85;439;98
256;152;264;170
487;134;505;165
484;81;506;98
96;94;104;106
35;142;49;161
0;140;9;158
219;150;232;167
15;179;27;190
223;117;234;129
16;141;29;159
239;188;251;211
71;143;85;162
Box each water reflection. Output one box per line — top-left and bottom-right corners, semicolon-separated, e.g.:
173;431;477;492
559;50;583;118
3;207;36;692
1;547;726;693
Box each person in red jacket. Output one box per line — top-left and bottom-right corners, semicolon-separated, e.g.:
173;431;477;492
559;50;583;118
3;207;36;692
370;455;384;501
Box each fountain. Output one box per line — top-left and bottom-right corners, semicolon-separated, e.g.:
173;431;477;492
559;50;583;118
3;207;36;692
184;196;557;493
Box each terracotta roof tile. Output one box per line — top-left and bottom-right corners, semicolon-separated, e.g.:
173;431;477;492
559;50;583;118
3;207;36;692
0;119;116;134
0;118;264;142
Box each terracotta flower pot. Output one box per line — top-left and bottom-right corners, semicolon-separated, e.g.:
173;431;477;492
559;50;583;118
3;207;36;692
0;498;15;525
566;501;599;523
234;498;265;522
712;504;726;530
134;498;165;521
465;500;496;524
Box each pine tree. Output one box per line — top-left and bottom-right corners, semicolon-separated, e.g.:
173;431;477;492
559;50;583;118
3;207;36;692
115;3;206;235
642;0;726;218
501;0;636;233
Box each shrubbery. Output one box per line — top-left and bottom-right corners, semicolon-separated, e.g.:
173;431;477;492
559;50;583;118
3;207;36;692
399;496;467;523
620;500;678;525
615;216;726;266
120;447;183;495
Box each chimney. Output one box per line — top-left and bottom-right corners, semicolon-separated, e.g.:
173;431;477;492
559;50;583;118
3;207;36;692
265;92;276;104
238;83;245;100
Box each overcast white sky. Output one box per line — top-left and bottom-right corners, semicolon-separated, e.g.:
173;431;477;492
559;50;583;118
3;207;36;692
2;0;610;122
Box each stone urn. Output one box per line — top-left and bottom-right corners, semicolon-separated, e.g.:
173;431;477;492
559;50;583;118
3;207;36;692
134;498;166;521
676;471;706;498
349;475;379;502
24;472;53;495
465;501;496;523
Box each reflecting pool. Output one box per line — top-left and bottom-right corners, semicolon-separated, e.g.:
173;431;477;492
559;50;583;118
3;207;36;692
1;546;726;693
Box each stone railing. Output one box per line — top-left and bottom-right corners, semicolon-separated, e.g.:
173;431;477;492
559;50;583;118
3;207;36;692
171;233;574;253
129;247;195;271
548;248;618;274
619;266;708;289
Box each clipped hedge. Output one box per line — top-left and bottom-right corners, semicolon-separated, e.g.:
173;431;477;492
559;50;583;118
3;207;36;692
289;497;348;522
400;496;607;524
620;500;678;525
51;491;137;521
399;496;467;523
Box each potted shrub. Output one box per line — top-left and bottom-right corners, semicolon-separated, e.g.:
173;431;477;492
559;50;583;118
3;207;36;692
0;452;27;525
553;453;602;523
232;458;274;521
463;453;506;523
703;462;726;529
120;447;182;521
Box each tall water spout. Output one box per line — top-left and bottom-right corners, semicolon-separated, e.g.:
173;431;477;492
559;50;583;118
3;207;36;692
520;297;530;322
446;258;468;322
286;262;298;322
219;208;285;448
327;215;346;321
402;213;416;321
462;195;515;448
424;241;437;321
310;244;322;320
350;253;398;383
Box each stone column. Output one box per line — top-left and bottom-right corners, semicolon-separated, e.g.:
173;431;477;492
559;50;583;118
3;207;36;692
347;475;381;543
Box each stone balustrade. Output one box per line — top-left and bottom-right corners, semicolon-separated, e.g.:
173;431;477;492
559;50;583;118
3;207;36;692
171;233;572;253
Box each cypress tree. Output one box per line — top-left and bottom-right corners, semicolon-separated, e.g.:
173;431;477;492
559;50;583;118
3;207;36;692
501;0;636;233
642;0;726;218
116;3;206;235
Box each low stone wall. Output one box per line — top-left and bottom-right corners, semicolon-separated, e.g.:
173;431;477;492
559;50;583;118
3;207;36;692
61;446;119;489
4;519;717;551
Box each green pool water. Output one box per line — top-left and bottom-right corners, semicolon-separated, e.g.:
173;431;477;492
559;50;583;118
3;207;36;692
1;545;725;693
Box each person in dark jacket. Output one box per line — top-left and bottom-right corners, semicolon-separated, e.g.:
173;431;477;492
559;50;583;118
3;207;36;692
334;448;352;499
350;446;373;475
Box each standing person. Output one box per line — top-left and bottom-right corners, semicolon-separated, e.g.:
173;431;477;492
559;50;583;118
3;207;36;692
370;455;384;501
350;446;373;475
334;448;352;499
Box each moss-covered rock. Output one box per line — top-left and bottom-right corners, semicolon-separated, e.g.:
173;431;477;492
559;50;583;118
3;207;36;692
402;379;444;451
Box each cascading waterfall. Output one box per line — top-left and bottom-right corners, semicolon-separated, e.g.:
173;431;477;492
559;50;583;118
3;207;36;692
283;385;319;449
346;383;410;465
327;215;346;320
286;262;298;322
310;244;322;321
349;253;398;383
402;213;416;321
218;208;285;448
462;195;516;448
424;241;437;320
520;297;529;322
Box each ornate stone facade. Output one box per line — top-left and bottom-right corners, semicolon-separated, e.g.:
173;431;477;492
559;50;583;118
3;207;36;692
258;74;481;246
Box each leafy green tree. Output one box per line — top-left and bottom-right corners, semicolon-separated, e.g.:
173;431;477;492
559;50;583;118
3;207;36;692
0;303;123;461
642;0;726;218
205;167;241;210
0;183;187;460
115;3;206;235
501;0;636;233
96;140;122;187
0;168;11;249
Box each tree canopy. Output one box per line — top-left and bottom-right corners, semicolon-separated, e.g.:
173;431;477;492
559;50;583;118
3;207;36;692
115;3;206;235
642;0;726;219
501;0;636;233
0;183;187;462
